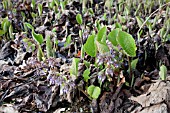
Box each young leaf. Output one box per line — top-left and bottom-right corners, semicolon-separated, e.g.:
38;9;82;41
83;69;90;82
76;14;83;25
131;58;138;69
83;60;90;68
92;86;101;99
128;58;138;73
2;19;10;33
46;36;53;58
9;25;14;39
32;31;43;45
0;30;5;36
96;41;109;54
159;65;167;80
64;35;71;47
97;26;107;42
108;29;120;46
84;35;96;57
38;4;43;16
70;58;80;77
81;45;85;58
24;22;34;30
136;16;144;27
52;27;57;32
37;45;44;61
87;85;101;99
115;22;122;30
117;31;137;57
87;85;95;97
31;0;36;10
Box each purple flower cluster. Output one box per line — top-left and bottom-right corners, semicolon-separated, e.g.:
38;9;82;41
96;49;122;78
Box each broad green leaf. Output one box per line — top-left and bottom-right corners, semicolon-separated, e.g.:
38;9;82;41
92;86;101;99
70;58;80;77
32;31;43;45
159;65;167;80
83;69;90;82
76;14;83;25
87;85;95;98
46;36;53;58
84;35;96;57
117;31;136;57
24;22;34;30
0;30;5;36
108;29;120;46
97;26;107;42
87;85;101;99
96;40;109;54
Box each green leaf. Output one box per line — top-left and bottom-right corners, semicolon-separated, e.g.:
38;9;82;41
136;16;144;27
117;31;137;57
46;36;53;58
52;27;57;32
87;85;95;97
37;45;44;61
3;22;8;33
92;86;101;99
9;25;14;39
83;69;90;82
0;30;5;36
115;22;122;30
70;58;80;77
81;45;85;58
84;35;96;57
32;31;43;45
108;29;119;46
24;22;34;30
31;0;36;10
159;65;167;80
76;14;83;25
96;40;109;54
83;60;90;68
87;85;101;99
131;58;138;69
118;14;126;23
38;4;43;16
2;19;10;33
97;26;107;42
31;12;37;18
64;35;71;47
